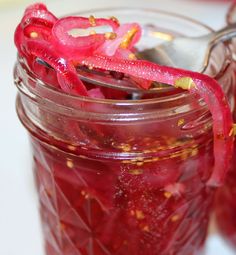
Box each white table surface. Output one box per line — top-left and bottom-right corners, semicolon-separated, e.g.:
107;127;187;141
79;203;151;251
0;0;235;254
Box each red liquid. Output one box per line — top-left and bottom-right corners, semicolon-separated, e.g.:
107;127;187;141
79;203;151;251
215;150;236;249
21;106;214;255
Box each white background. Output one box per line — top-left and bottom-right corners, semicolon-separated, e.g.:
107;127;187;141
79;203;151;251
0;0;235;254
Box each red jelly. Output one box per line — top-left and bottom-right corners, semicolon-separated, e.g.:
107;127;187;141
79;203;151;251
14;5;235;255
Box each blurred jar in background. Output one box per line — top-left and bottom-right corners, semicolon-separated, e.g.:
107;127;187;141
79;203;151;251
215;1;236;250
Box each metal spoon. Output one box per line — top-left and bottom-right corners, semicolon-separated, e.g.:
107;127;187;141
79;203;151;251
37;23;236;94
140;23;236;73
76;23;236;93
36;58;169;94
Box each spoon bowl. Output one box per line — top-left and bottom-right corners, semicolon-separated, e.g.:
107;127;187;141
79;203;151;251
140;23;236;72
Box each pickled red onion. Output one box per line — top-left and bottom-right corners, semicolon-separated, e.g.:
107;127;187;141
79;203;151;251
88;88;105;99
96;23;141;56
23;22;52;40
26;39;88;96
82;55;234;187
22;3;57;26
96;24;151;89
20;3;57;42
24;3;48;13
14;24;26;56
52;16;120;59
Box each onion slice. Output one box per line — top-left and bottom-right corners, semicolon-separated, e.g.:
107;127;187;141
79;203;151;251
26;39;88;96
83;55;234;187
19;3;57;41
22;3;57;26
14;24;26;56
52;16;120;59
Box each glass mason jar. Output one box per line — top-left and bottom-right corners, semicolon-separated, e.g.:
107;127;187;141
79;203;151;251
215;4;236;250
14;8;236;255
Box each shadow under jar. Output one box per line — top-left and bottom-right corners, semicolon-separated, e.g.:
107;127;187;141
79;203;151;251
14;8;236;255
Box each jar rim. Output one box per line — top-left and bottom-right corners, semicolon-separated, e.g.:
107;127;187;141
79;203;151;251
76;6;214;32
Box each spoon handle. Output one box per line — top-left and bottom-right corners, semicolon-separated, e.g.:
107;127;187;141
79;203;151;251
211;23;236;45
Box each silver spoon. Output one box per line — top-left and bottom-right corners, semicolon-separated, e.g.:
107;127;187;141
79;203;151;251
77;23;236;93
140;23;236;73
37;23;236;94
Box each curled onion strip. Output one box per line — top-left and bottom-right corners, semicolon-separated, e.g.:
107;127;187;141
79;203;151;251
52;16;120;59
22;3;57;26
26;39;88;96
